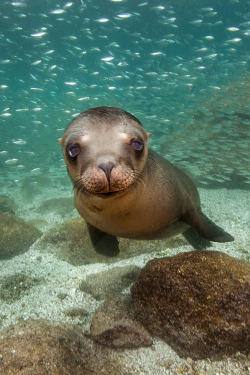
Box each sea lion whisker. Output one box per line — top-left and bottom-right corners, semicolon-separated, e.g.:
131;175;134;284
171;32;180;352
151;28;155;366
73;178;92;196
133;171;145;184
73;178;83;190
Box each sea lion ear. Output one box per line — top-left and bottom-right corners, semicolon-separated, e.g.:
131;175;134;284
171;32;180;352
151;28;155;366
58;138;62;144
146;132;152;138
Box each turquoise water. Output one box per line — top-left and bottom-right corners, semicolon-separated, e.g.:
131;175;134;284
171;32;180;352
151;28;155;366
0;2;250;372
1;0;250;190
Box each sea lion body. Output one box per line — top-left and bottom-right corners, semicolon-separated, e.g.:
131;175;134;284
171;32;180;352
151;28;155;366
60;106;234;255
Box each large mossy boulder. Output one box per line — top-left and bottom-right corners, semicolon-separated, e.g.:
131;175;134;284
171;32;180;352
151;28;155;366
0;213;42;260
131;250;250;360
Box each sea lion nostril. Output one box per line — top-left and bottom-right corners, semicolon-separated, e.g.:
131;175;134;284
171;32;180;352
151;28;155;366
98;162;115;182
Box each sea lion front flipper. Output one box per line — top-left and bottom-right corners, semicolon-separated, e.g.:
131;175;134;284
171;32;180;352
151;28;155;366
183;209;234;243
87;223;120;257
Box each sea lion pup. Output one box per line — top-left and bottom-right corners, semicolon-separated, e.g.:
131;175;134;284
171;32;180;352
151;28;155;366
59;106;234;256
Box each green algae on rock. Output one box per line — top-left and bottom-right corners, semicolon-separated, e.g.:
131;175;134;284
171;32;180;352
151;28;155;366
0;213;42;260
0;195;18;214
131;250;250;360
64;307;89;319
0;273;42;303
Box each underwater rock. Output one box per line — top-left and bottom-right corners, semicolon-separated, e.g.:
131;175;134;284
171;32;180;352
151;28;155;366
79;265;141;300
0;273;42;303
0;195;18;214
160;76;250;190
35;218;107;265
0;213;42;260
0;320;127;375
36;218;188;265
131;250;250;360
37;197;75;216
90;294;152;348
28;218;48;231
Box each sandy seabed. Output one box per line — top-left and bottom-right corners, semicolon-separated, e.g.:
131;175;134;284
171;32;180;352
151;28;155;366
0;183;249;375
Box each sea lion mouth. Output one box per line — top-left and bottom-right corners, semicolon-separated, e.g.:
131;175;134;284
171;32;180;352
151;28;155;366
99;192;116;196
73;178;126;198
93;191;122;198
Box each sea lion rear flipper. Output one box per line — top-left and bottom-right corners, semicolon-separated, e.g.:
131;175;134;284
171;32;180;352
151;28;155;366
87;223;120;257
183;209;234;243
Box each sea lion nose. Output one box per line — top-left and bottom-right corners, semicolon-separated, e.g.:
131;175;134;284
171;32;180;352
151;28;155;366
98;162;115;183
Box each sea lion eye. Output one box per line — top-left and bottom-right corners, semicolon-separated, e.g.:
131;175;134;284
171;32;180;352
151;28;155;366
131;139;144;151
67;144;81;158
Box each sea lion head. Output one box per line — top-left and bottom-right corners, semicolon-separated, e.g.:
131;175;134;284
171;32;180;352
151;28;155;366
59;106;151;199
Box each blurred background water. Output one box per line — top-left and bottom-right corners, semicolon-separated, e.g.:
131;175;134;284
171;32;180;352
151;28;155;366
1;0;249;194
